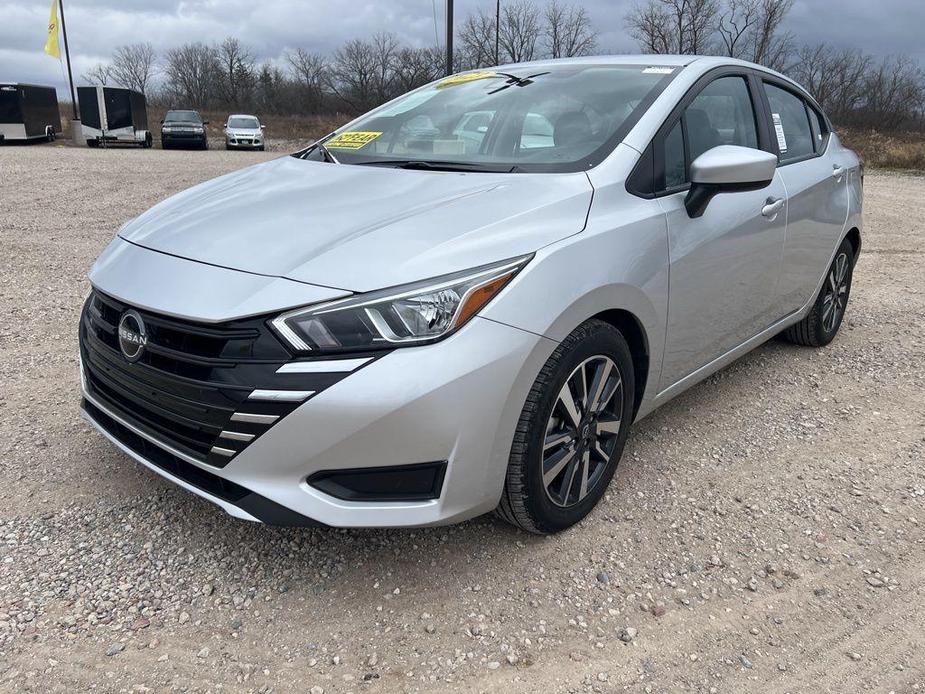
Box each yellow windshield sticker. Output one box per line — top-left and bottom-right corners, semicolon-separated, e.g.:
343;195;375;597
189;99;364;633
436;71;497;89
325;131;383;150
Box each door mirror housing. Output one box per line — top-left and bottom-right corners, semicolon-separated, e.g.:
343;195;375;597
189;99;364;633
685;145;777;218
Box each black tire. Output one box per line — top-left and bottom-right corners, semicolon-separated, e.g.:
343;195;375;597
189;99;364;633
258;145;265;152
496;319;635;534
161;141;170;150
87;138;99;148
782;237;855;347
143;133;152;148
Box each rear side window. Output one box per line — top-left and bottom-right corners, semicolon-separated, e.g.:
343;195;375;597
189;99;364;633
763;83;814;162
806;105;828;153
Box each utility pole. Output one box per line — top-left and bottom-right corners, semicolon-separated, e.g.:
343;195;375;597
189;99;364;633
445;0;454;76
495;0;501;65
58;0;78;120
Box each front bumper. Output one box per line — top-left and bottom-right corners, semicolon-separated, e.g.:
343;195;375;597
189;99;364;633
226;136;263;148
162;131;206;146
80;312;553;527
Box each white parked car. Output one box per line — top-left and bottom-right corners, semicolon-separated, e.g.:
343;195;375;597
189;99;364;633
224;114;265;151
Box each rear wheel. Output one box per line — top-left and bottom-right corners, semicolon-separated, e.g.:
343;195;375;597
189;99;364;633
497;320;634;534
782;237;855;347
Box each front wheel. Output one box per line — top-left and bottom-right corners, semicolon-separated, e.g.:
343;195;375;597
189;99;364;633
496;320;634;534
782;237;855;347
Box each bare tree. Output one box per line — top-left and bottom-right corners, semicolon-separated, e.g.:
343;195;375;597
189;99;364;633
458;7;497;69
216;37;256;108
499;0;542;63
163;42;220;108
627;0;719;55
862;56;925;129
788;44;870;120
544;0;598;58
327;34;399;112
287;48;327;112
716;0;792;69
748;0;793;70
82;63;110;86
391;46;444;93
108;43;157;94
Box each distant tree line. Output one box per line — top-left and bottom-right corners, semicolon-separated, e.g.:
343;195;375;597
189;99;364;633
80;0;596;116
80;0;925;130
626;0;925;129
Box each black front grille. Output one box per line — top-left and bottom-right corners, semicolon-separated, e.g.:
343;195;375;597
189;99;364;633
79;291;368;468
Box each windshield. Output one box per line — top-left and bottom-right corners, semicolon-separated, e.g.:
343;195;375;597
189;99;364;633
228;116;259;129
165;111;201;123
296;64;677;172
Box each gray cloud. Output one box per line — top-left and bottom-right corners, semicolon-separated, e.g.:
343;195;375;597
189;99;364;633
2;0;923;97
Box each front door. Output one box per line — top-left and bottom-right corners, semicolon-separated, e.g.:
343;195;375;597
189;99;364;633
657;74;788;389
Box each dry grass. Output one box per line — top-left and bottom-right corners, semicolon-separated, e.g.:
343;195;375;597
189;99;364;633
837;128;925;172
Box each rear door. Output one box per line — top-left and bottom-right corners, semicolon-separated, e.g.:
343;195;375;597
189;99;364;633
759;80;849;313
655;71;788;389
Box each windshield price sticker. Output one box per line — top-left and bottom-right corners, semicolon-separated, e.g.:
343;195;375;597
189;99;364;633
324;131;383;150
772;113;788;152
436;71;497;89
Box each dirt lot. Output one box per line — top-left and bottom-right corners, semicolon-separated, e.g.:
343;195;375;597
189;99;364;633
0;144;922;693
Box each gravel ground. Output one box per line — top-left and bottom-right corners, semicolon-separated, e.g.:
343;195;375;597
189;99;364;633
0;144;923;693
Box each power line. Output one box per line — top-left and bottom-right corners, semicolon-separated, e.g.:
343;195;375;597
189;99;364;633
431;0;440;47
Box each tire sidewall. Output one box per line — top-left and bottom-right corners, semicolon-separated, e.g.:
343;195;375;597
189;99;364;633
522;325;634;532
814;239;855;345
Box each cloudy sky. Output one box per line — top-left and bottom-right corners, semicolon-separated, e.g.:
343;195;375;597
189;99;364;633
2;0;924;98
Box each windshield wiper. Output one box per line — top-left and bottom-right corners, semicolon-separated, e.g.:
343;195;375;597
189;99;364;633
487;71;551;95
355;160;521;173
295;132;340;163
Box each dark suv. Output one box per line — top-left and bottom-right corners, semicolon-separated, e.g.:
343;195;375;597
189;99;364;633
160;110;208;150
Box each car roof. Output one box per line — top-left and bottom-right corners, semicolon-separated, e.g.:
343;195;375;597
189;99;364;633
488;54;799;90
228;114;259;119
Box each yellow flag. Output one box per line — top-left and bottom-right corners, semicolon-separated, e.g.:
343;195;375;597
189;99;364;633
44;0;61;59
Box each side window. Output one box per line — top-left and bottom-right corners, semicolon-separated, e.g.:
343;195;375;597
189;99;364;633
520;112;554;150
764;83;814;162
685;76;758;162
806;104;828;153
658;75;758;192
664;120;686;188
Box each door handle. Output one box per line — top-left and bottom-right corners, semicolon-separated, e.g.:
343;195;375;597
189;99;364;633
832;165;847;179
761;197;785;218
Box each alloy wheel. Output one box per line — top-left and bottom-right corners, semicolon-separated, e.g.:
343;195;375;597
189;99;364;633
542;355;624;508
822;252;850;333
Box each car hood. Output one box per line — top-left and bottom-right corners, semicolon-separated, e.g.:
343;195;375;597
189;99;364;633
118;156;594;292
227;128;261;136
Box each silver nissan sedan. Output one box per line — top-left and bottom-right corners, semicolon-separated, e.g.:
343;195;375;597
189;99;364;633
80;55;862;534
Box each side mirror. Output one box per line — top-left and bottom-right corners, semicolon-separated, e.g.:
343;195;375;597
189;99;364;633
685;145;777;218
202;120;210;125
260;124;266;129
159;119;164;124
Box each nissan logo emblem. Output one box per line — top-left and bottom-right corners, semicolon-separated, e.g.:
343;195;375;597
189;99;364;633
117;310;148;362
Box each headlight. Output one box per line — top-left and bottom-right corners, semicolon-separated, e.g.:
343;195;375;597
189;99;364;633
270;256;531;353
162;126;173;133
